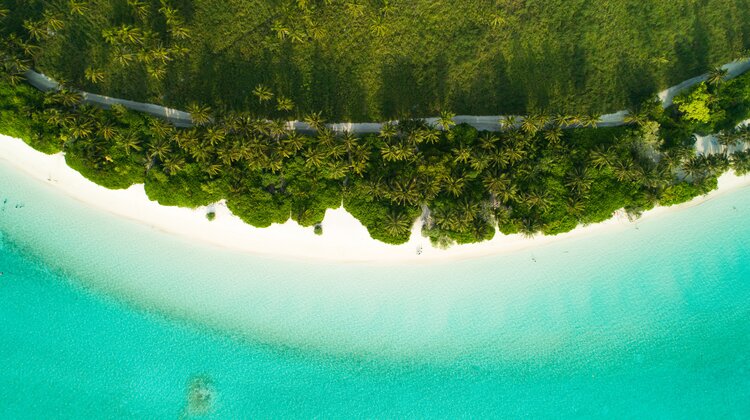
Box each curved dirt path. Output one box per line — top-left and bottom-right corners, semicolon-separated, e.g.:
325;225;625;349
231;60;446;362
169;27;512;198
23;71;193;127
24;58;750;133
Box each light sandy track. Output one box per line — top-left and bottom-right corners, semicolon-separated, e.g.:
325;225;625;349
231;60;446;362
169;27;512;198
23;71;193;127
23;59;750;133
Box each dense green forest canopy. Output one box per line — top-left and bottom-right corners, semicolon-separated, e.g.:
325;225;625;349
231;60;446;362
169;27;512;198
2;70;750;245
2;1;750;247
3;0;750;121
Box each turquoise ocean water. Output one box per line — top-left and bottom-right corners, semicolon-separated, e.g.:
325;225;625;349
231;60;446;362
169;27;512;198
1;159;749;417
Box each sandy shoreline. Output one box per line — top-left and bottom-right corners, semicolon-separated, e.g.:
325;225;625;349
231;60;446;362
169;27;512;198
2;134;749;263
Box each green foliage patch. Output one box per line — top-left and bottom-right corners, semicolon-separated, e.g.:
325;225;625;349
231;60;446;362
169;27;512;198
4;0;750;121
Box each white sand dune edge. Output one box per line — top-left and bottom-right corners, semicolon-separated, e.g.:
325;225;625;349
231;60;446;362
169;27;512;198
2;134;749;264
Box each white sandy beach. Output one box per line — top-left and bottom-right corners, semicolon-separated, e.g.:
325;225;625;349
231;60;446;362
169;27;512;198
1;134;749;263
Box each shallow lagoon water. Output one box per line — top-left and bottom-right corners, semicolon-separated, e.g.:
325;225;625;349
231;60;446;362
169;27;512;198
1;160;749;417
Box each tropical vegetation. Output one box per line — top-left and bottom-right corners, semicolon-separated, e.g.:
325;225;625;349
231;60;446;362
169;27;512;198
3;0;750;121
2;1;750;246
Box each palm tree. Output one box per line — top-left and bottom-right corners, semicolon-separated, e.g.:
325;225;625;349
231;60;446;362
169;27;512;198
267;119;289;139
323;160;348;180
544;127;564;144
505;145;525;164
113;51;135;66
421;128;441;144
187;103;212;126
380;144;400;162
150;47;172;65
276;96;294;112
519;217;542;238
4;55;30;74
394;141;416;161
43;12;65;32
271;20;290;40
313;128;334;148
566;197;586;216
380;0;394;16
432;208;459;231
345;2;366;17
384;210;412;237
419;176;442;201
48;89;83;107
437;111;456;131
174;128;199;150
458;200;480;222
363;178;387;199
159;4;179;24
68;118;95;140
328;143;346;159
590;145;613;169
303;111;325;131
163;156;185;175
43;109;63;126
388;179;420;205
115;25;144;45
490;13;506;29
147;118;173;139
370;17;387;37
483;172;511;196
623;109;649;126
252;85;274;103
521;117;540;135
611;157;635;182
707;66;728;86
169;24;191;41
443;175;465;197
496;179;518;203
342;131;358;150
23;20;46;41
453;144;471;164
717;130;740;150
128;0;149;20
379;122;398;140
350;148;370;175
489;149;509;169
190;145;211;163
565;166;592;194
69;0;89;16
469;153;490;171
731;151;750;175
102;28;118;44
734;48;750;61
147;65;167;81
499;115;519;130
120;134;142;155
478;133;498;150
579;114;600;128
148;138;171;161
284;132;306;153
204;127;226;146
203;162;223;177
217;147;236;165
525;190;551;213
16;39;40;58
681;157;704;181
532;114;551;132
97;122;117;141
84;67;105;84
303;147;326;169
